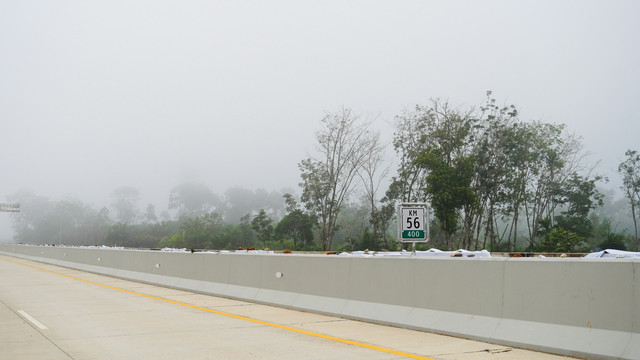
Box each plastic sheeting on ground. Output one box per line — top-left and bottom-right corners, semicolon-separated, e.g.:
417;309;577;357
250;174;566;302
156;247;491;257
584;249;640;259
339;248;492;258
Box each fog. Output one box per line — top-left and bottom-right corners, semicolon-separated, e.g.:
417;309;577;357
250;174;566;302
2;1;639;239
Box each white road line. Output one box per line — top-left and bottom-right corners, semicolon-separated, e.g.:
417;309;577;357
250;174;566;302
18;310;48;330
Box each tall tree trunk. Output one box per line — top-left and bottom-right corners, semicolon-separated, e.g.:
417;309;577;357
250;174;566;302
631;201;639;252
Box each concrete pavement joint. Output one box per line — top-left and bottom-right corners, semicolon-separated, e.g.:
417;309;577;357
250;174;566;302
436;347;513;356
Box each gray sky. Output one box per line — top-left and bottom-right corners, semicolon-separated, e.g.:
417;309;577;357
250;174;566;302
1;1;639;237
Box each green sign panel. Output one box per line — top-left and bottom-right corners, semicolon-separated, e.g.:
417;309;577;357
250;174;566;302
402;230;425;238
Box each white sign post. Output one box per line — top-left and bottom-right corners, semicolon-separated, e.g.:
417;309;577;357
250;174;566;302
397;203;429;254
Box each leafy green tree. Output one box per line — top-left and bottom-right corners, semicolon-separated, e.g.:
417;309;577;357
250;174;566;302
105;223;131;247
388;106;432;203
555;215;593;239
553;173;604;240
251;209;274;248
489;121;585;251
598;232;628;251
283;193;298;213
491;121;534;250
357;228;377;251
386;92;600;252
213;222;255;250
177;212;224;249
274;209;316;250
406;100;477;250
180;217;207;249
540;226;585;253
237;213;256;248
417;148;476;249
471;93;519;250
274;194;317;250
559;174;604;218
618;149;640;251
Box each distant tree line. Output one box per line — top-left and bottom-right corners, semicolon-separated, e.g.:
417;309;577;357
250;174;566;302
6;186;319;251
6;92;639;252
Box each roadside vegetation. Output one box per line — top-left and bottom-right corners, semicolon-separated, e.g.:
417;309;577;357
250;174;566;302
7;93;639;253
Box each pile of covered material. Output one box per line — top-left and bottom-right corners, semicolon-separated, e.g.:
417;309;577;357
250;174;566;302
584;249;640;259
416;249;491;257
339;248;491;258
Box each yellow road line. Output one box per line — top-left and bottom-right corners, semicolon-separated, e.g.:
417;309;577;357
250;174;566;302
2;257;435;360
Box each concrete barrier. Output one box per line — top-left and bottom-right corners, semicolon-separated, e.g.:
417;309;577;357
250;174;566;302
1;244;637;360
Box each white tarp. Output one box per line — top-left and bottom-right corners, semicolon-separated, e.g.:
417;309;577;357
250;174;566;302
584;249;640;259
340;248;491;258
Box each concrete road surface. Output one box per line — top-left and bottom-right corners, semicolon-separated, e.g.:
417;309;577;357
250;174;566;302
0;254;578;360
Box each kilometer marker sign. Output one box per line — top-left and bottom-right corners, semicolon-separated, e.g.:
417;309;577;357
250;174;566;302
398;204;428;243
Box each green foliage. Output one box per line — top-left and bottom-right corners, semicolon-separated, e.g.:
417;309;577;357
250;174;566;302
386;92;607;252
539;226;585;253
369;202;396;250
104;223;131;247
356;228;377;250
559;174;604;218
416;148;476;247
104;221;179;248
590;217;629;251
598;233;628;251
555;215;593;239
274;209;316;250
220;222;255;250
9;93;631;254
176;212;227;249
619;150;640;199
299;157;333;249
618;149;640;251
157;233;187;249
251;209;274;247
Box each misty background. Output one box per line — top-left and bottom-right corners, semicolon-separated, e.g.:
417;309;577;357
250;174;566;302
1;1;639;241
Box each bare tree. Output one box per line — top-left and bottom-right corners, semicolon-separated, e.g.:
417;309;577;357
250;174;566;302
357;126;391;249
299;108;377;250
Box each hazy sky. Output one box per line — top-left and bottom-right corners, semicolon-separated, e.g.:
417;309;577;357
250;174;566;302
1;1;639;237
